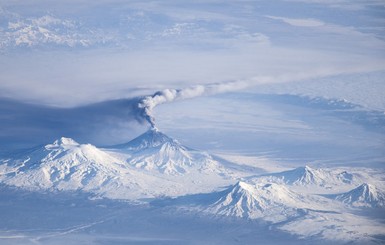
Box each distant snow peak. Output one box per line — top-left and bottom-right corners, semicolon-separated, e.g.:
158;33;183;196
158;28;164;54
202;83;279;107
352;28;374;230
120;128;209;175
121;128;181;152
270;165;325;186
268;165;355;187
207;181;307;222
209;181;260;218
290;165;323;185
336;183;385;208
0;136;145;199
51;137;79;147
41;137;81;152
107;128;236;176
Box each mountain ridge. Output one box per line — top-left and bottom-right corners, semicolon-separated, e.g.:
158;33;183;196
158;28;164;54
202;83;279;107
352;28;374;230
253;165;357;188
335;183;385;208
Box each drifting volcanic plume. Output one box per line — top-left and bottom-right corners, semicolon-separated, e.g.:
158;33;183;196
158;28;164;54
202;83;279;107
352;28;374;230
137;80;255;127
136;72;320;127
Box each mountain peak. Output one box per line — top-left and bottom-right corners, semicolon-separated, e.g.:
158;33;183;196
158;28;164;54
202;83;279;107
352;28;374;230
50;137;79;147
335;183;385;208
359;183;373;190
295;165;315;174
347;183;378;199
234;181;254;192
107;128;217;175
115;128;181;151
207;181;311;221
269;165;324;186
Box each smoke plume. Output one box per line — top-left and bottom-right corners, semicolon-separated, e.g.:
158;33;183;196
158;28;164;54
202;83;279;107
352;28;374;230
137;78;273;127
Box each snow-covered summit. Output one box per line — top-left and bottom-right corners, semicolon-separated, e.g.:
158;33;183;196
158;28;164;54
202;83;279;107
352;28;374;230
0;137;139;198
114;127;182;151
272;165;326;185
206;181;320;222
47;137;80;149
265;165;355;187
0;135;235;199
110;128;216;175
5;137;85;164
335;183;385;208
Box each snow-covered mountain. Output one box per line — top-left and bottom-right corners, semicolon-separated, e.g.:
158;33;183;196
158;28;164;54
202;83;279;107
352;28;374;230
257;165;357;188
109;127;233;176
114;127;179;151
335;183;385;208
204;181;334;223
0;137;148;199
0;131;242;199
0;131;384;244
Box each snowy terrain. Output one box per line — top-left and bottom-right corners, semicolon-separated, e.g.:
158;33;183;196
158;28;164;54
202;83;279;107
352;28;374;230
0;129;245;200
1;0;385;244
1;127;384;244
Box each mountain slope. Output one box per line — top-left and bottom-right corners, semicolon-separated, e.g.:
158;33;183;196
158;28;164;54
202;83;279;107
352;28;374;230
110;127;231;176
0;133;241;199
205;181;333;223
0;137;146;199
335;183;385;208
114;127;179;151
262;166;356;187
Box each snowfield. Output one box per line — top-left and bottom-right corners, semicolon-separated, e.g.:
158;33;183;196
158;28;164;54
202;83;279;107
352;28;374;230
1;127;384;244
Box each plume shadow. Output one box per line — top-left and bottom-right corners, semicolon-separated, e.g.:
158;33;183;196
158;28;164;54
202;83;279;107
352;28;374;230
0;97;148;154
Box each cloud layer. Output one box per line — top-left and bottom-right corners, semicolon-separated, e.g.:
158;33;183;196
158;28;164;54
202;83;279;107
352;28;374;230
0;0;384;107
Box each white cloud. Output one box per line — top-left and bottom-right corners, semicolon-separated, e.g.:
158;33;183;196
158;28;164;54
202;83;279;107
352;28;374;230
266;16;324;27
265;14;385;54
0;0;384;107
1;14;106;48
1;43;383;107
283;0;385;10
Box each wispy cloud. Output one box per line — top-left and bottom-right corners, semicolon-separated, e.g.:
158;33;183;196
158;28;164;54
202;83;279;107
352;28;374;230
283;0;385;11
266;16;324;27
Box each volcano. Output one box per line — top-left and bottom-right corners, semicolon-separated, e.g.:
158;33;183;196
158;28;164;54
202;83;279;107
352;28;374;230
205;181;331;222
112;127;219;175
335;183;385;208
0;137;146;199
264;166;356;187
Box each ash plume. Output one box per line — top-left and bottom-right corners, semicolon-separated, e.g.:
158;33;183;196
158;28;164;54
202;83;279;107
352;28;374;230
137;78;271;127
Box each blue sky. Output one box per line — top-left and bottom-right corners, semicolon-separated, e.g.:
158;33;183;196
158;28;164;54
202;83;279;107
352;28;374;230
0;0;384;165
